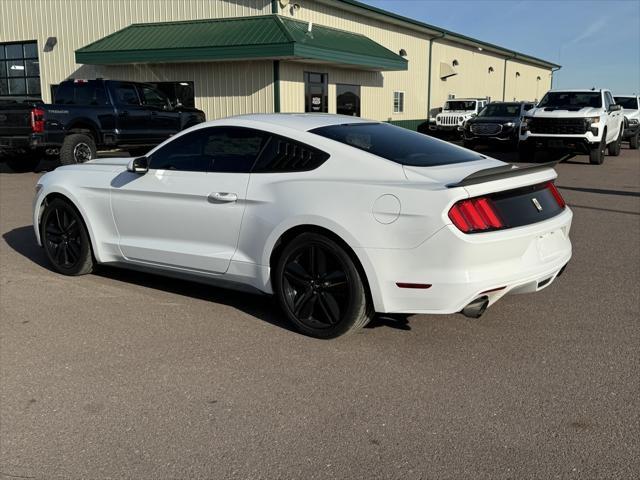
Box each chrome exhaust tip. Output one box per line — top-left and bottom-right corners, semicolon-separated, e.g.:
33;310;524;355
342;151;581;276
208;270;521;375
461;296;489;319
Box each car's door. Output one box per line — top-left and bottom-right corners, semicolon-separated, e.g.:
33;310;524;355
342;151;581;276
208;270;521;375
109;82;152;144
110;126;270;274
604;91;621;143
137;84;181;141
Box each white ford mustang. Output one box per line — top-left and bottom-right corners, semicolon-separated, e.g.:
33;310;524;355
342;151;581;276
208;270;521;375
33;114;572;338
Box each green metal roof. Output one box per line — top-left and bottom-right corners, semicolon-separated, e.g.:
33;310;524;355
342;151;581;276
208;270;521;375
75;15;408;71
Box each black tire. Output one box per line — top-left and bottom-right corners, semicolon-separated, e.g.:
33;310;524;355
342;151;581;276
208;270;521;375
274;232;372;339
59;133;96;165
518;144;536;162
4;151;41;173
589;135;606;165
629;130;639;149
608;127;622;156
41;198;94;276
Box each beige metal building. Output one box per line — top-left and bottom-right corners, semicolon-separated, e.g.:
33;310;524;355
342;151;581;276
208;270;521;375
1;0;559;130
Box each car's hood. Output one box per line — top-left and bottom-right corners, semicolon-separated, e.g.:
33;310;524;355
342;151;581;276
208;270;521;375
85;157;131;167
468;116;518;124
529;107;600;117
439;110;475;115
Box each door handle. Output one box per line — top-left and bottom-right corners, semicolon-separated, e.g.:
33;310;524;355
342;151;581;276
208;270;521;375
208;192;238;203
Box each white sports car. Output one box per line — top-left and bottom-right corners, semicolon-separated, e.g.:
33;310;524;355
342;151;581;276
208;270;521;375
33;114;572;338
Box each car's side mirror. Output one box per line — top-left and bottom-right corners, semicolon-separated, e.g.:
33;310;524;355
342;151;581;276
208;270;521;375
127;156;149;174
609;104;621;112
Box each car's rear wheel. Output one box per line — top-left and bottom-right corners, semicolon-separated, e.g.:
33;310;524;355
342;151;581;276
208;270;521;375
274;233;372;339
41;198;94;275
60;133;96;165
608;127;622;156
590;134;606;165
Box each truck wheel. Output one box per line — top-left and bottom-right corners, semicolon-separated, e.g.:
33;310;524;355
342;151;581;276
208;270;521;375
4;151;41;173
629;130;639;149
589;137;606;165
607;127;622;156
60;133;96;165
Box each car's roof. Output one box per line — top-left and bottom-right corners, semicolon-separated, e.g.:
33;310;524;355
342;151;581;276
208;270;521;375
208;113;375;132
547;89;605;93
446;98;484;101
613;94;638;97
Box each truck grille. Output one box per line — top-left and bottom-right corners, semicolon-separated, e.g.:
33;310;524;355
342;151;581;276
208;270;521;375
529;118;588;135
438;115;460;126
470;123;502;135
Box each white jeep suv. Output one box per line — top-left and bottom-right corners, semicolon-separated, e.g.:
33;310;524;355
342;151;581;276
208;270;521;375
614;94;640;149
429;98;488;135
519;89;624;165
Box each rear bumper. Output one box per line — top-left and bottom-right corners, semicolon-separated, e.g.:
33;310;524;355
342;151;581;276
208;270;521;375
360;207;573;314
0;134;47;154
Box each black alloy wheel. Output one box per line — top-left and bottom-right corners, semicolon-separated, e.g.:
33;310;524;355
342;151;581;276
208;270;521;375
275;233;371;338
41;198;94;275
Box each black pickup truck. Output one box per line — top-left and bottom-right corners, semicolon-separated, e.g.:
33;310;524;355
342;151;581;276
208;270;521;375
0;79;205;172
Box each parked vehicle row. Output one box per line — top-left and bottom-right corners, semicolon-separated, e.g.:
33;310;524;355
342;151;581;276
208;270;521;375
0;79;205;172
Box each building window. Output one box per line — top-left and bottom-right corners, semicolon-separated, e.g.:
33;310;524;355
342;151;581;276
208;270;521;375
304;72;328;113
393;91;404;114
0;41;40;98
336;84;361;117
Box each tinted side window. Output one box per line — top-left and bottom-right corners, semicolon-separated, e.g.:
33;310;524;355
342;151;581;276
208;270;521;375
204;128;269;173
53;82;73;104
252;135;330;173
139;85;168;108
73;82;108;105
114;84;140;105
148;129;210;172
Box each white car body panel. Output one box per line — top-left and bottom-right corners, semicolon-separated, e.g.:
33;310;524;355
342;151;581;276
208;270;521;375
34;114;572;315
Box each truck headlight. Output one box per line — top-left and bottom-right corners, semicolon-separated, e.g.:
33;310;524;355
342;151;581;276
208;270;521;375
587;116;600;126
504;122;514;128
521;117;532;133
458;116;464;122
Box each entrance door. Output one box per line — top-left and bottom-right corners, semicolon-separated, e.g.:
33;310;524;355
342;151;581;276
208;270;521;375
304;72;328;113
336;84;361;117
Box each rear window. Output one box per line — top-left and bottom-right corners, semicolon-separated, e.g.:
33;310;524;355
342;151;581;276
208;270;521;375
310;122;482;167
614;97;638;109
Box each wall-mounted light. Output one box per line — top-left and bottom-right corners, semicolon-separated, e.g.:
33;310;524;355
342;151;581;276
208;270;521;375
399;49;407;57
477;47;483;51
488;66;494;73
515;72;521;77
44;36;57;52
536;76;541;81
452;59;459;67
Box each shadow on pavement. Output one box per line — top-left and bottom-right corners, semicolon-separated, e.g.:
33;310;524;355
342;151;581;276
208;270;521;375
2;225;414;334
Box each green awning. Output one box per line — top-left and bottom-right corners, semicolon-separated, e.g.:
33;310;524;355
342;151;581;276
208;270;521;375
75;14;408;71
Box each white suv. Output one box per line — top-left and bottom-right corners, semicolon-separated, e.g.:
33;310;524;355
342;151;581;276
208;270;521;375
519;89;624;165
614;94;639;149
429;98;488;135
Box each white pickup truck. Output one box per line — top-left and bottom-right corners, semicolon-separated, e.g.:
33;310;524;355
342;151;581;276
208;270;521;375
519;89;624;164
428;98;488;136
614;94;639;149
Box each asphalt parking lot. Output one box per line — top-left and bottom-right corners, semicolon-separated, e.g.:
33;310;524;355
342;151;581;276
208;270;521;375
1;147;639;479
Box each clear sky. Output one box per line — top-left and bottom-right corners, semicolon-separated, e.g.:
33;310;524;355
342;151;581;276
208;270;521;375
359;0;640;94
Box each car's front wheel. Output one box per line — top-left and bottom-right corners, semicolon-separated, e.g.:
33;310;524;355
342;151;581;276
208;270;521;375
274;232;372;338
630;130;639;149
41;198;94;275
608;127;622;156
590;135;606;165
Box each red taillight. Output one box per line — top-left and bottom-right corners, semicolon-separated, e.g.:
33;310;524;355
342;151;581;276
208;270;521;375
448;197;504;233
547;182;566;209
31;107;45;133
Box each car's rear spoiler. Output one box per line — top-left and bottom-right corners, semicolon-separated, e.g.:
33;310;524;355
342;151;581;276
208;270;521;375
447;155;572;188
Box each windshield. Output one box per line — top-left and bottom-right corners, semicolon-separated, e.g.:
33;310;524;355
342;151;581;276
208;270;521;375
444;101;476;111
311;122;483;167
614;97;638;109
479;103;521;117
538;92;602;109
